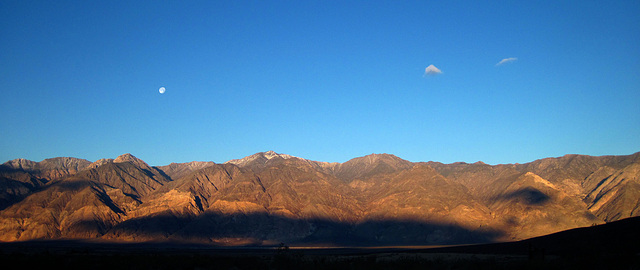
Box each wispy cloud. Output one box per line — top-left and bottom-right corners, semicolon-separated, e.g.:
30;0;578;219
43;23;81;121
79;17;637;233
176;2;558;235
496;57;518;66
424;64;443;76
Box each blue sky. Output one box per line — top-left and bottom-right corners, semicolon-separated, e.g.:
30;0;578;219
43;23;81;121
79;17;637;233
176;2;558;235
1;1;639;166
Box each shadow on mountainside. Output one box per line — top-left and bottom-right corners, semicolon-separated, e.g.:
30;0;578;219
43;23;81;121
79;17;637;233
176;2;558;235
0;178;34;210
0;165;48;210
492;187;551;206
93;211;503;247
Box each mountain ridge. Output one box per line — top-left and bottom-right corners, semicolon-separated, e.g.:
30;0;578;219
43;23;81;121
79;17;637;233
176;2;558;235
1;151;639;246
7;151;638;168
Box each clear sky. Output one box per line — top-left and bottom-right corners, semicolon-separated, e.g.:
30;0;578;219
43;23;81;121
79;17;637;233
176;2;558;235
1;1;639;166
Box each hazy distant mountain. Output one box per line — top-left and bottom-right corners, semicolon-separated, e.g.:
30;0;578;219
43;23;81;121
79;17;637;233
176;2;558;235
0;151;639;246
2;157;91;181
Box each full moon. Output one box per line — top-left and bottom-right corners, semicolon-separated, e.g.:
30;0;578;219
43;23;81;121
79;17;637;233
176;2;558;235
159;87;166;94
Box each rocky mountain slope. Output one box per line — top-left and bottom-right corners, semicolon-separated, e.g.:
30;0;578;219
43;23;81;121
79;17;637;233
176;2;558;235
0;157;91;210
0;151;638;246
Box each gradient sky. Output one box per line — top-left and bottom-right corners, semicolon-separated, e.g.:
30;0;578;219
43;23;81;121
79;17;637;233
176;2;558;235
2;1;639;166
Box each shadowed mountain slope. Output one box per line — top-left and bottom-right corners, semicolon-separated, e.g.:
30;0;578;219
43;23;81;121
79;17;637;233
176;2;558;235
0;157;92;210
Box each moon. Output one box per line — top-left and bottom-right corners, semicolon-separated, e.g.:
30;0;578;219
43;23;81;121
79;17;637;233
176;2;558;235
159;87;166;94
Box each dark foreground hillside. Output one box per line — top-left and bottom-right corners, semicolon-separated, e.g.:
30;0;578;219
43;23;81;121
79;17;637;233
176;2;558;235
1;217;639;270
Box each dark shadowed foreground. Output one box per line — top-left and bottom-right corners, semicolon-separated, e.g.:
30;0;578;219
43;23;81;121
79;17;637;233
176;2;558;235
102;211;502;246
1;216;639;270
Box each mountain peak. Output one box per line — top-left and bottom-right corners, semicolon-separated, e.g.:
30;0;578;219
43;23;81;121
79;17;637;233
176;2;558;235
3;157;90;171
85;158;114;170
2;158;37;170
351;153;408;166
114;153;137;162
83;154;150;170
263;150;291;159
113;153;150;168
225;151;294;167
335;153;413;181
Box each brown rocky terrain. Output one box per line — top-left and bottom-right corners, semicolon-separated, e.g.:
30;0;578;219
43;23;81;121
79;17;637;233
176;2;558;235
0;151;639;246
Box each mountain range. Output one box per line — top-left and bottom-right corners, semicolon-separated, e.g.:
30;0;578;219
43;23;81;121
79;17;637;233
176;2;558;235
1;151;639;246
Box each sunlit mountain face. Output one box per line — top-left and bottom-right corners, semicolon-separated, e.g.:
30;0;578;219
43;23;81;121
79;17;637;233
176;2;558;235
1;151;638;246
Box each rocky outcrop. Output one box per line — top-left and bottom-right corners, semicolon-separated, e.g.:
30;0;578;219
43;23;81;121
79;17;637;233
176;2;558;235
584;163;640;221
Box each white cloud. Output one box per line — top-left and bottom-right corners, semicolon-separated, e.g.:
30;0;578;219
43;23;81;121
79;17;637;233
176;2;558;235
496;57;518;66
424;64;442;76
